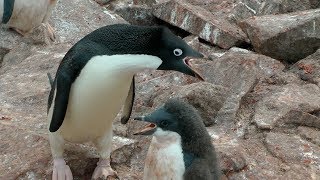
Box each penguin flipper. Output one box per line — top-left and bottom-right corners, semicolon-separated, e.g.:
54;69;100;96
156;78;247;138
121;76;135;124
49;73;72;132
47;73;54;88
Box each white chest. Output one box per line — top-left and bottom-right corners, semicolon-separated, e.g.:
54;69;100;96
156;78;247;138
143;134;185;180
50;55;162;142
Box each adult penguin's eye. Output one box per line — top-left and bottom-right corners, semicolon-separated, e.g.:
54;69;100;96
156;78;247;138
173;48;183;56
160;120;169;127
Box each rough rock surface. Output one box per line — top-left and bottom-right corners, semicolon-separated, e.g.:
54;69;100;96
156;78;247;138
265;132;320;173
290;48;320;86
197;49;285;124
240;9;320;63
152;0;249;49
153;82;229;126
253;84;320;129
0;0;127;50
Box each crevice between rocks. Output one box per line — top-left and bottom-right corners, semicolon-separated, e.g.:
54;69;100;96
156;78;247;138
0;48;10;69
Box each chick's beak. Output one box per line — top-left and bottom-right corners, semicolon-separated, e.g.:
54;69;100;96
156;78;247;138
133;116;157;135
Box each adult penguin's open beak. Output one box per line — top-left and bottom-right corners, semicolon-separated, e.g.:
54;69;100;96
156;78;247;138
183;56;205;81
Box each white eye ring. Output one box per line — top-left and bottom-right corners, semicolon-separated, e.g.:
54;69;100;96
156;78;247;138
173;48;183;56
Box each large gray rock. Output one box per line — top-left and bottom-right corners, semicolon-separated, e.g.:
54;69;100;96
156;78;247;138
197;49;284;124
112;5;158;26
279;110;320;129
298;126;320;146
152;0;249;49
253;84;320;129
153;82;229;126
265;132;320;169
50;0;127;44
240;9;320;63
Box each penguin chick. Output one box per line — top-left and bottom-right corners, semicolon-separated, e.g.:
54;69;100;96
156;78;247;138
0;0;57;41
134;98;220;180
47;24;204;180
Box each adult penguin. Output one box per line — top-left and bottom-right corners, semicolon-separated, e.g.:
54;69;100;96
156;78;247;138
47;24;204;180
0;0;56;40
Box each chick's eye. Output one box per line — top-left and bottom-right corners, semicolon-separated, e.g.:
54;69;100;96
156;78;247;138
173;48;183;56
160;120;169;127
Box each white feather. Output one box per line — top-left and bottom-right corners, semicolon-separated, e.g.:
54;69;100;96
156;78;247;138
144;128;185;180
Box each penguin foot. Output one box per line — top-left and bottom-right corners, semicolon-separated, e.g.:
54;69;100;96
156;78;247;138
52;158;73;180
46;22;56;41
92;159;118;180
13;28;27;37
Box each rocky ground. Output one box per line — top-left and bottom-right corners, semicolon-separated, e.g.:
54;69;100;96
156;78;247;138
0;0;320;179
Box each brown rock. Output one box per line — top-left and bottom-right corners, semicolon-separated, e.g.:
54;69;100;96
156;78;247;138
152;0;249;49
265;132;320;167
279;110;320;129
253;84;320;129
197;50;284;123
0;48;9;68
135;70;201;108
298;126;320;146
240;9;320;63
0;124;51;180
153;82;229;126
230;0;317;24
50;0;127;44
289;48;320;86
217;146;248;173
112;5;158;26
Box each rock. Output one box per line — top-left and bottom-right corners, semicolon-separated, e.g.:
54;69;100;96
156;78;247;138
279;110;320;129
0;124;51;180
94;0;113;5
265;132;320;168
253;84;320;129
289;48;320;86
135;70;202;108
217;146;248;173
310;0;320;8
197;50;284;124
240;9;320;63
111;136;136;164
0;43;35;75
230;0;317;24
50;0;127;44
152;0;249;49
112;5;158;26
0;48;9;67
153;82;229;126
298;126;320;146
133;0;156;6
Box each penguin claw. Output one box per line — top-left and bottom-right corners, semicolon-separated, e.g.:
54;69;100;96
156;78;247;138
46;22;56;41
92;165;119;180
52;158;73;180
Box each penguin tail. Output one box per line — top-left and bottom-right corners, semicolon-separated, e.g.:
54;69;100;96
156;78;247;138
47;73;54;88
